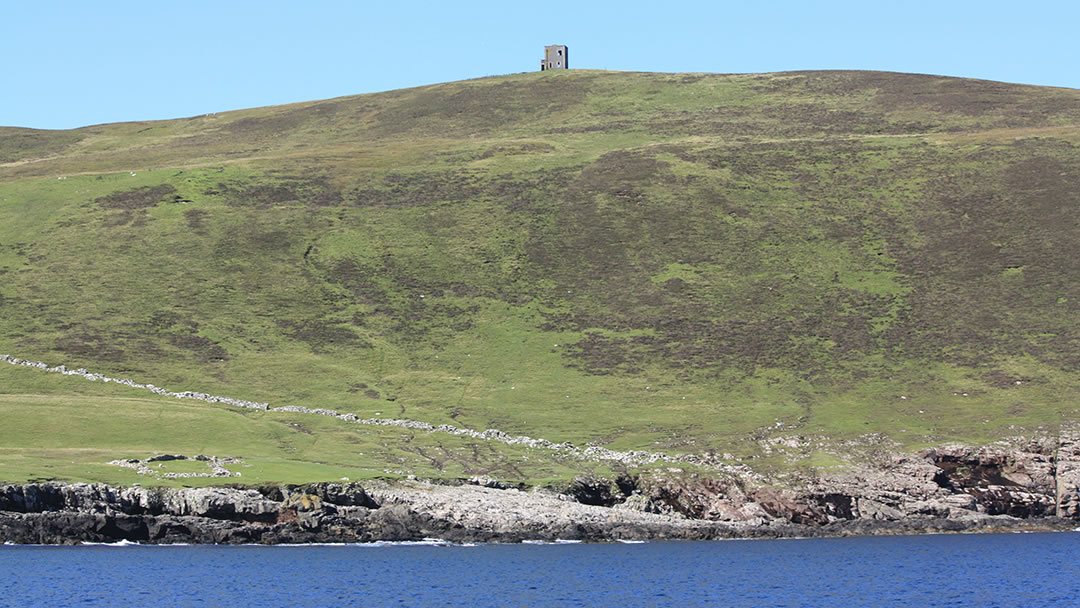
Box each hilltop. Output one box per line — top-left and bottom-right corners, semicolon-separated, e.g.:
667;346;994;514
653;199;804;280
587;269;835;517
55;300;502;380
2;69;1080;495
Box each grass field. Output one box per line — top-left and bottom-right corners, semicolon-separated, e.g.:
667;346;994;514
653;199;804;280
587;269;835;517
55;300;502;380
3;69;1080;486
0;365;603;486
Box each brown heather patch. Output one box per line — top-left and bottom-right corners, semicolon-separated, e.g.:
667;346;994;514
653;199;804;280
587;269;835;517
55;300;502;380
167;333;229;363
350;170;487;208
207;176;342;209
94;184;177;210
275;320;370;354
183;208;210;233
0;128;84;164
369;76;594;138
54;328;129;363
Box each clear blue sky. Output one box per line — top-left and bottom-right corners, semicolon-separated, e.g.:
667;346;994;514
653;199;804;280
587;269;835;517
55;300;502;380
4;0;1079;130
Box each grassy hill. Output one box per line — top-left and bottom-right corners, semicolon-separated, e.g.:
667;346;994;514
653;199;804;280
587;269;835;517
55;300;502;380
3;69;1080;485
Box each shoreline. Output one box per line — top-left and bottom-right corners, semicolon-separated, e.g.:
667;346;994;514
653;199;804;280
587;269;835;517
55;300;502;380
2;480;1077;546
5;526;1078;549
5;353;1080;545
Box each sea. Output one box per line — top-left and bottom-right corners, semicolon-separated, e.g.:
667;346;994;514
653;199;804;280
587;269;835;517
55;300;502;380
2;532;1078;607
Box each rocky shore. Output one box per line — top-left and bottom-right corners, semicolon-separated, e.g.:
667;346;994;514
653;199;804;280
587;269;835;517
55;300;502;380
3;354;1079;544
3;435;1079;546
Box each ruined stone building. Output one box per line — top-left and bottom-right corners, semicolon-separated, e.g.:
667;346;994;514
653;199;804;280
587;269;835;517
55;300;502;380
540;45;569;70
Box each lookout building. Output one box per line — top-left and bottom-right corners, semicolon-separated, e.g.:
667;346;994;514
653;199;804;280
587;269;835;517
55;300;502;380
540;45;569;70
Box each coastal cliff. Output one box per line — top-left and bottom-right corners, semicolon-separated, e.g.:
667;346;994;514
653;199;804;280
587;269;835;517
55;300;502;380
4;433;1079;544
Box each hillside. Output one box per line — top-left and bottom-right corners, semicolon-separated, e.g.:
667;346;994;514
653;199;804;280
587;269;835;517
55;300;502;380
2;69;1080;487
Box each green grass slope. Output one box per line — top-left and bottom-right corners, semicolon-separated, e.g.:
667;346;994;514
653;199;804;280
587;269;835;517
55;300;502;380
2;69;1080;484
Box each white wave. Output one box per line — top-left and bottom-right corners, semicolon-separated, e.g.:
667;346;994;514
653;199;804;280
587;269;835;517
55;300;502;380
273;543;353;547
260;539;463;547
79;539;141;547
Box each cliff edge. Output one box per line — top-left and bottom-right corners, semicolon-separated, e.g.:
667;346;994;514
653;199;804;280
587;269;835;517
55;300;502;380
4;430;1079;544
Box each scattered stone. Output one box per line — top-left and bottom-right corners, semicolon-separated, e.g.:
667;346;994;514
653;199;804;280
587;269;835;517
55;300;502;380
107;455;242;479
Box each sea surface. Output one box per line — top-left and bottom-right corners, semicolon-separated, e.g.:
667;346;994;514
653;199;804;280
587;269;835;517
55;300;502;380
2;532;1078;607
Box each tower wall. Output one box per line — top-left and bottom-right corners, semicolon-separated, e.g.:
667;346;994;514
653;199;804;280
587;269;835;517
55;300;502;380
541;45;569;70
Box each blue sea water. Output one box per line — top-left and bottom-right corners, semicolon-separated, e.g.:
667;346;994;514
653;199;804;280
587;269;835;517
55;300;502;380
2;532;1078;607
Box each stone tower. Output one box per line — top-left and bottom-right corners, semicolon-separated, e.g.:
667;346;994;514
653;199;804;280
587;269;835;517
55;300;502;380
540;45;569;71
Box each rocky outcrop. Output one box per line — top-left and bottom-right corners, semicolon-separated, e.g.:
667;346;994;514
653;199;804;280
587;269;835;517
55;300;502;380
921;442;1057;518
0;480;723;545
2;477;1069;546
615;430;1080;530
1055;428;1080;518
0;482;391;545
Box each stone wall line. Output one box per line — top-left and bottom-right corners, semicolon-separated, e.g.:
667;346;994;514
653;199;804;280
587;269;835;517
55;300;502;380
0;354;748;474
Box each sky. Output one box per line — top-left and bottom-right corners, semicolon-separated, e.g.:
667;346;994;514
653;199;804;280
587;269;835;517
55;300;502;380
3;0;1079;130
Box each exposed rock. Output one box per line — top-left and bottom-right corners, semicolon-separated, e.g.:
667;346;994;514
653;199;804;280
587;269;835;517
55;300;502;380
632;475;769;522
754;487;830;525
146;454;186;463
1056;428;1080;518
305;482;379;508
282;493;322;512
563;476;620;506
163;487;281;521
0;474;1074;545
466;476;516;490
855;498;904;521
921;440;1058;517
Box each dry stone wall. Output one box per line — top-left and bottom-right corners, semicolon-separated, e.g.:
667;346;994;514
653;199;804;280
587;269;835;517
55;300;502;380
0;354;748;473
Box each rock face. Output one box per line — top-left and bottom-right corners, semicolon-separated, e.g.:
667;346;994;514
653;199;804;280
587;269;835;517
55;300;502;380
0;478;1054;546
620;430;1080;530
1056;428;1080;518
3;433;1080;544
0;480;729;545
0;482;389;545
